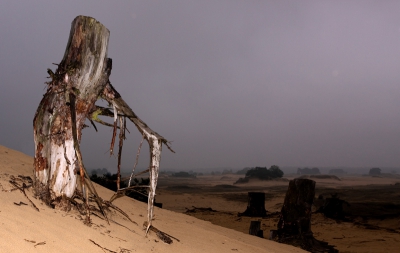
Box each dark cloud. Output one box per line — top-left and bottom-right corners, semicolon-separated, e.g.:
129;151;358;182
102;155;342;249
1;1;400;171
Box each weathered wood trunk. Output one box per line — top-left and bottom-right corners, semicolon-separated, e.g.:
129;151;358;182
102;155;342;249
272;179;337;253
33;16;111;204
277;179;315;235
239;192;267;217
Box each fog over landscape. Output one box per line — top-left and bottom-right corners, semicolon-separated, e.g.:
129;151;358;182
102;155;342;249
1;1;400;172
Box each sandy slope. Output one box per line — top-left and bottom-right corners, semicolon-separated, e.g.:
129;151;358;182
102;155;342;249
0;145;306;253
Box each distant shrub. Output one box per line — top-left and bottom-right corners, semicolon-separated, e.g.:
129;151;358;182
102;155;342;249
369;168;381;176
236;167;250;175
245;166;284;179
171;171;196;178
269;165;284;178
235;165;284;184
297;167;321;175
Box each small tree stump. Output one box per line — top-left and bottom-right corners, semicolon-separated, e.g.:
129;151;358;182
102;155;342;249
317;194;350;220
239;192;267;217
272;179;337;253
249;220;263;238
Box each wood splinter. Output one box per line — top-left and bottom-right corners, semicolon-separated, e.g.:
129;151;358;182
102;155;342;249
9;179;39;212
14;201;28;206
143;221;179;244
89;239;117;253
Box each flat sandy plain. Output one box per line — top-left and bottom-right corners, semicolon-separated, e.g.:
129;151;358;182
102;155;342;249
156;173;400;253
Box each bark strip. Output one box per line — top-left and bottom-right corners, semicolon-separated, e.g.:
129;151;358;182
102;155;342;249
69;92;109;224
102;82;173;233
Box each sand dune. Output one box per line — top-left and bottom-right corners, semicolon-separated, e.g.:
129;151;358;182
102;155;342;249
0;145;305;253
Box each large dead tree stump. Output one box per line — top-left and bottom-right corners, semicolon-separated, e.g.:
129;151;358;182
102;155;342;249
33;16;173;231
33;16;111;205
271;179;337;253
239;192;267;217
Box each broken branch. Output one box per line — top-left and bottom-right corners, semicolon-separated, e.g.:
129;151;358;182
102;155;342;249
101;82;172;233
143;221;180;244
117;116;125;190
128;134;145;187
89;239;117;253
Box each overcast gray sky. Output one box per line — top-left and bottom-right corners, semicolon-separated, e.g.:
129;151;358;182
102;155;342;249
1;1;400;172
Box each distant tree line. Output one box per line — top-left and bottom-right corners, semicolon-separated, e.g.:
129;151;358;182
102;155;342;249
90;170;150;203
210;169;233;175
328;169;347;175
297;167;321;175
171;171;197;178
235;166;284;184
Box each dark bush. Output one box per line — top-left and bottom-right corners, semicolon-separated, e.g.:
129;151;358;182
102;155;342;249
89;172;117;191
269;165;284;178
235;165;284;184
246;167;269;179
369;168;381;176
245;166;284;180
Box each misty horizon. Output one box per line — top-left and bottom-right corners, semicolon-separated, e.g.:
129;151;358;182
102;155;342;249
91;166;400;176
